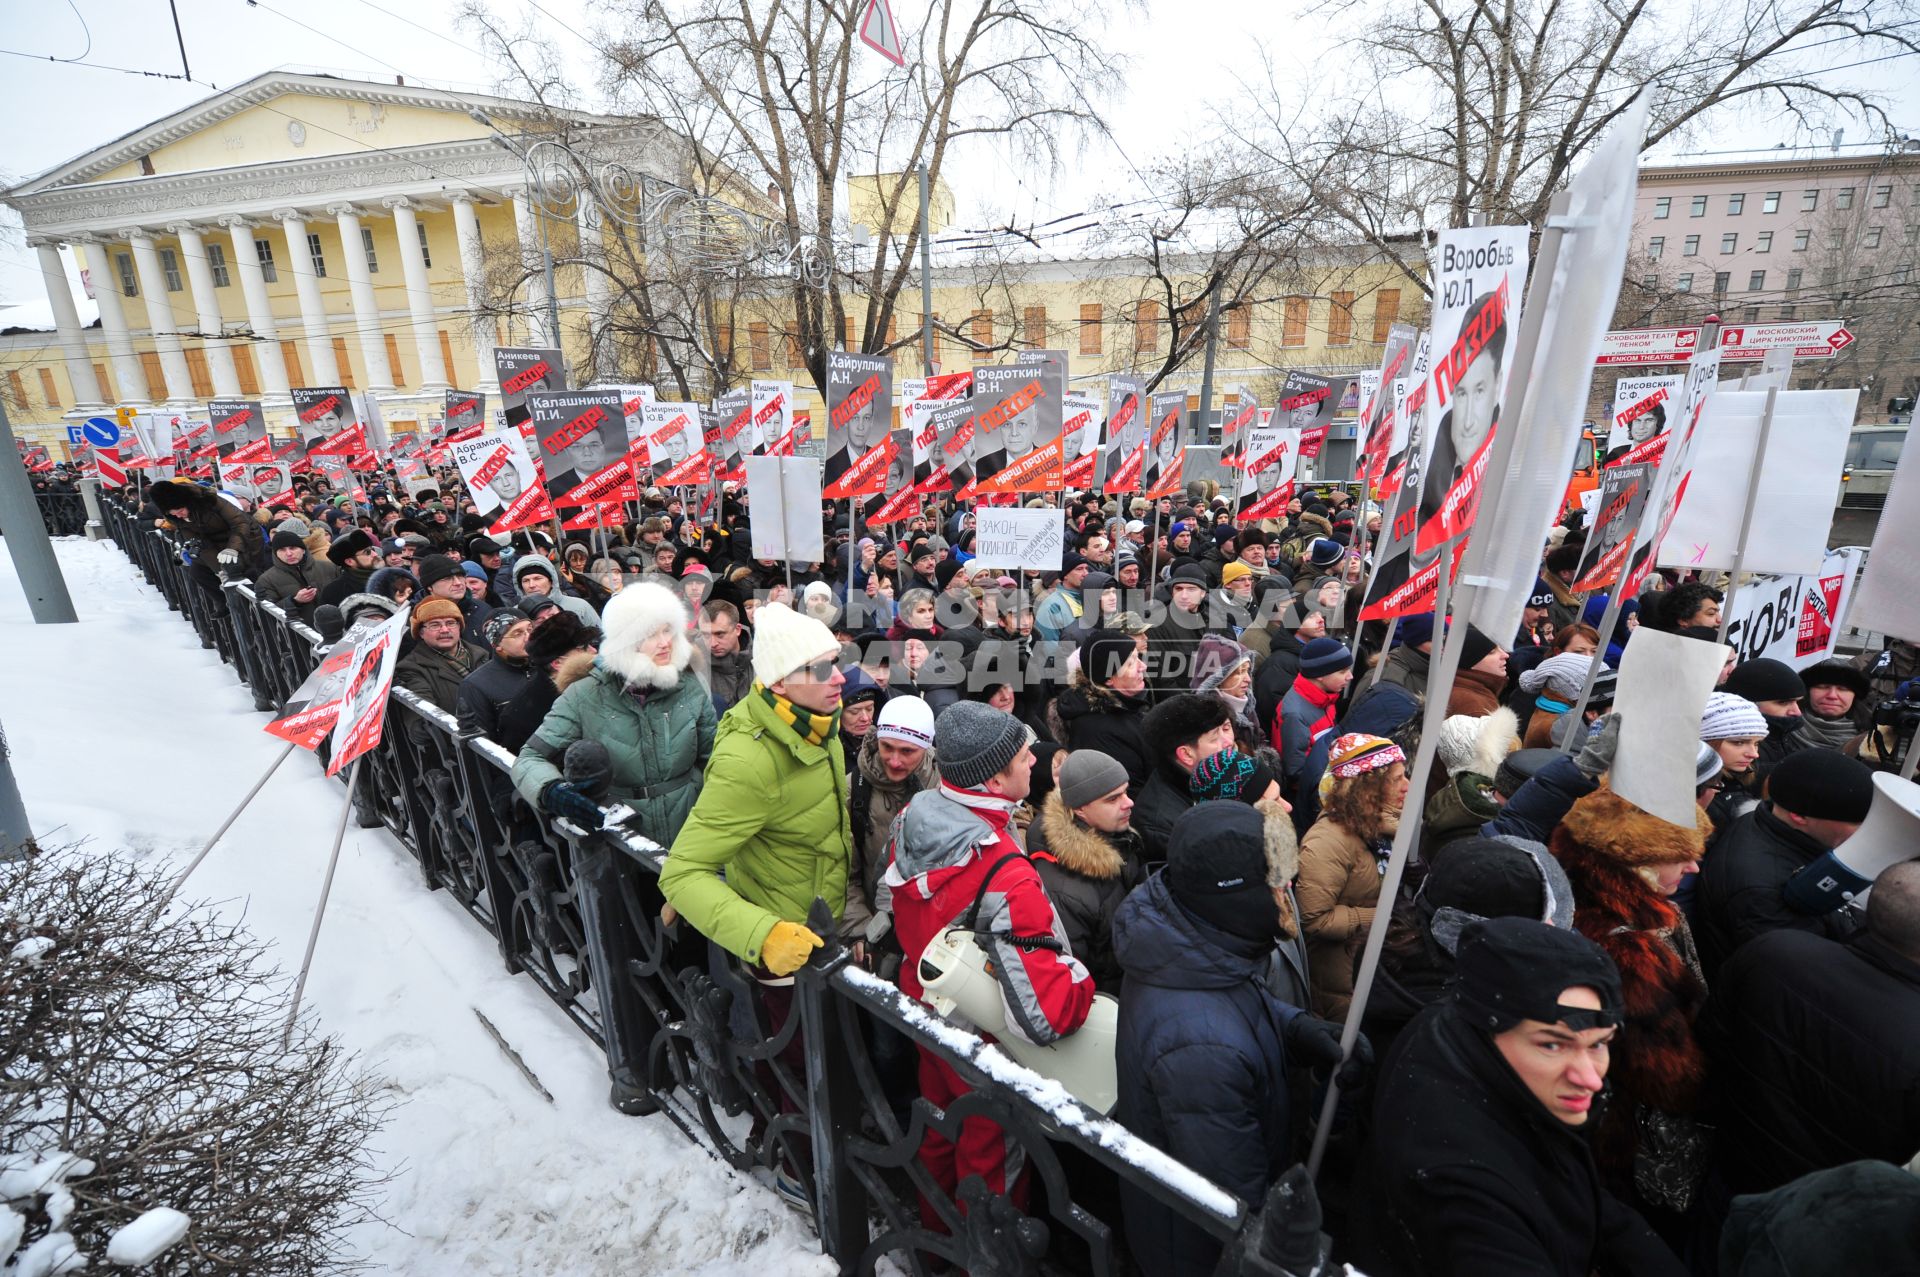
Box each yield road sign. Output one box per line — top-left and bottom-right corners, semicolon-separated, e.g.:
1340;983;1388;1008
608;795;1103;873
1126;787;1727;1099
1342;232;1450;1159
859;0;906;65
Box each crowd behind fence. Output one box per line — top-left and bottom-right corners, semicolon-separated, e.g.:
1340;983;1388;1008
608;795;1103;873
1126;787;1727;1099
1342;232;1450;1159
79;488;1325;1277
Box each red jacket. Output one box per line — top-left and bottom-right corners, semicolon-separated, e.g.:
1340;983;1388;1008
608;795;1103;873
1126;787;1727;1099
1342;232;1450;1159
884;783;1094;1044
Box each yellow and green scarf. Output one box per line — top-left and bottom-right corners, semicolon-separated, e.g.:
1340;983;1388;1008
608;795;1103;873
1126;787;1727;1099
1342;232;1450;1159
758;682;839;747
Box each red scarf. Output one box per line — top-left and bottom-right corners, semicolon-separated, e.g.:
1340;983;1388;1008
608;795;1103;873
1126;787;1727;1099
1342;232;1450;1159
1283;673;1341;749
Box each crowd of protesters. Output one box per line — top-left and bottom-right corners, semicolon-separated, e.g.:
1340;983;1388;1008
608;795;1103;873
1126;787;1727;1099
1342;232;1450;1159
129;458;1920;1277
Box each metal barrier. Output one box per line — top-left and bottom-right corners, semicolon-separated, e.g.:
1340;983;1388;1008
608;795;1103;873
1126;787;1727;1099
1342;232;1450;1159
28;489;89;538
95;491;1317;1277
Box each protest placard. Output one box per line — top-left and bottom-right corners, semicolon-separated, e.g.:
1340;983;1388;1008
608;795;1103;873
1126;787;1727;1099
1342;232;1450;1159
1847;431;1920;641
825;351;894;485
1723;547;1866;668
970;506;1066;571
495;346;566;428
1100;375;1147;495
745;455;826;562
529;389;635;508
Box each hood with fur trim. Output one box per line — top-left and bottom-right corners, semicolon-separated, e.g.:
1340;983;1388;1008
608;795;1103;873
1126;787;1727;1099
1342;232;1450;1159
1558;784;1709;867
552;647;599;693
598;581;694;684
1036;792;1130;880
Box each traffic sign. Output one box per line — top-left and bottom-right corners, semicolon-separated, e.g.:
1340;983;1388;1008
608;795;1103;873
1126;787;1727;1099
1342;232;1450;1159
82;416;121;447
859;0;906;65
1597;319;1854;365
66;425;87;445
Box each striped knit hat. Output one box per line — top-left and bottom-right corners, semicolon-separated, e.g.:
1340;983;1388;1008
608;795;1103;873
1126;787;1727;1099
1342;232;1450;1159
1700;692;1768;742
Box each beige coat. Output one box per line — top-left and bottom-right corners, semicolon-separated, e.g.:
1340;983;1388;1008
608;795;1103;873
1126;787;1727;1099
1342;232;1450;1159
1296;816;1384;1021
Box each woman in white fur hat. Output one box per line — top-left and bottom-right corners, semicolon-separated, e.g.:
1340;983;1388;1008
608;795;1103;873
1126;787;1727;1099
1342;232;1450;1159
511;580;716;846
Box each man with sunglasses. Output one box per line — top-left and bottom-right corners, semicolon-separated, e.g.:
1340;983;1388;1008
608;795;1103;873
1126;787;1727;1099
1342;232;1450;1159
1352;917;1685;1276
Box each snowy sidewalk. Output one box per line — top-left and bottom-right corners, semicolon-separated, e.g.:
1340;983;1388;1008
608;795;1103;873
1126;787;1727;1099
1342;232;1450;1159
1;538;833;1277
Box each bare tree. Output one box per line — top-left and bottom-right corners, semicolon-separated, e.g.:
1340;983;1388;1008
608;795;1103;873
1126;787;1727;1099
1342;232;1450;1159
1229;0;1920;283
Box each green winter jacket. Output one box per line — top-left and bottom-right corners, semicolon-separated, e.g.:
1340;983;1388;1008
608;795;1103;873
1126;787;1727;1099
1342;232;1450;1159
510;661;717;848
659;690;853;965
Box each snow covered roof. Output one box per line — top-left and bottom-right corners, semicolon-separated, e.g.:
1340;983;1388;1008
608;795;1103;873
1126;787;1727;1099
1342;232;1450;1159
0;295;99;336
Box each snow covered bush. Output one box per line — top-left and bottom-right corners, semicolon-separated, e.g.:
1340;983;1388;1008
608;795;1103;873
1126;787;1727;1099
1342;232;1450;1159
1;845;390;1273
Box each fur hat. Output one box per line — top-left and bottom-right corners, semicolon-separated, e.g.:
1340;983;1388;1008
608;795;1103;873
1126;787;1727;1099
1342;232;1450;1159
1799;659;1869;701
1559;785;1709;867
1435;709;1518;779
410;597;464;638
326;527;376;566
149;479;205;511
1142;693;1232;772
751;601;839;686
598;581;692;684
526;610;601;670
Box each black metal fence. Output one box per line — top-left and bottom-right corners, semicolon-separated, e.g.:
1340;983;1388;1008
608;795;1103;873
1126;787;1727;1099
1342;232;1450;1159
96;491;1320;1277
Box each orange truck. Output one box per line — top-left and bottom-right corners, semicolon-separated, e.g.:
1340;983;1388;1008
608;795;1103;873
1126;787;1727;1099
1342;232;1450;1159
1562;427;1604;515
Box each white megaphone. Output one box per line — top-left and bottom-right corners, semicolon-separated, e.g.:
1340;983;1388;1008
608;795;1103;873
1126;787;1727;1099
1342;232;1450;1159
1783;772;1920;915
915;927;1120;1115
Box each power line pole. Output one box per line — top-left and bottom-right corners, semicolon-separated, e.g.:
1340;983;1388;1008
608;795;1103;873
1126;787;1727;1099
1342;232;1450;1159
1194;290;1224;447
918;164;936;376
0;395;77;624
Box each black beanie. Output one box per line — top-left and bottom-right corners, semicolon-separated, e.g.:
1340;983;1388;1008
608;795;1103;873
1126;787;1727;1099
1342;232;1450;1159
416;554;464;591
934;558;965;590
467;535;502;560
1456;625;1500;671
1454;917;1622;1034
1725;658;1808;705
1421;838;1546;924
1767;749;1875;823
270;530;306;552
1084;629;1137;687
1167;801;1277;943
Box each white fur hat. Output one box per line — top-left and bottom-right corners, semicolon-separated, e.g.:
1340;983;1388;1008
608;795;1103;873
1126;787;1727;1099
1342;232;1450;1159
752;601;839;686
599;581;692;684
1434;708;1518;778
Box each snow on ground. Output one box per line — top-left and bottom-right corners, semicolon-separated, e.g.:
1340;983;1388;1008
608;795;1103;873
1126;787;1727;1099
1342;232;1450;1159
0;537;835;1277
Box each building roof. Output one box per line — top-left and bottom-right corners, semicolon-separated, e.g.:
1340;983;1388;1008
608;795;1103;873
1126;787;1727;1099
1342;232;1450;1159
0;295;99;336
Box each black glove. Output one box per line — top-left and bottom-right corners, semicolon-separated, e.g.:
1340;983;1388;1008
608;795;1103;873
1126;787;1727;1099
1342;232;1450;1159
562;740;613;799
541;780;605;831
1284;1014;1374;1092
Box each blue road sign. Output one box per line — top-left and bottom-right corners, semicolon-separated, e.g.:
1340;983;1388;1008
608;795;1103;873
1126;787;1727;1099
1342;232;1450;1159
82;416;121;448
67;425;87;445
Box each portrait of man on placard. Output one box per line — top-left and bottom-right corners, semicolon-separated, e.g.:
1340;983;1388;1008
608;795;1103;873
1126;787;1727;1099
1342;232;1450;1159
1415;289;1506;539
250;464;289;501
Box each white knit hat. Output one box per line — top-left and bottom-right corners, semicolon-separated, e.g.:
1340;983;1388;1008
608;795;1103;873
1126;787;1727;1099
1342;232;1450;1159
876;695;935;749
1701;691;1768;742
1519;651;1597;701
751;601;839;686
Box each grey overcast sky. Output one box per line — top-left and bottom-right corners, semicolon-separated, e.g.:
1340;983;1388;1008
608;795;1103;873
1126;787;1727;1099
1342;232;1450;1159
2;0;1914;304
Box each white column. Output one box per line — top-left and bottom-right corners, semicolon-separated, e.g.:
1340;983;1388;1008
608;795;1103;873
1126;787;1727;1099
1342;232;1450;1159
384;197;449;391
450;193;499;391
217;217;290;398
276;210;339;386
75;237;146;404
328;204;394;389
166;222;240;397
576;201;612;383
511;189;555;346
120;228;194;404
31;240;104;409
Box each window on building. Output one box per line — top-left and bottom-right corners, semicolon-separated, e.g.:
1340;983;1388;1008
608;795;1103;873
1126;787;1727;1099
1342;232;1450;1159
1225;302;1251;349
255;238;278;283
416;221;432;268
333;337;355;387
1079;303;1103;356
1020;305;1045;349
115;252;137;297
206;241;229;288
1779;304;1796;320
1801;189;1820;212
1327;291;1355;345
1743;306;1761;322
1756;231;1773;253
1721;232;1738;254
1793;229;1811;251
361;228;379;274
185;348;212;398
1371;288;1401;343
1748;270;1766;290
1683;234;1700;255
1908;224;1920;247
1895;265;1914;285
1820;268;1838;288
1871;184;1892;209
1835;187;1855;210
1641;274;1658;290
159;248;183;292
1727;193;1745;215
1281;297;1308;346
37;368;60;407
138;351;165;401
384;334;404;385
1653;196;1671;219
1864;225;1883;249
1762;191;1781;213
1712;271;1730;296
1690;195;1708;217
1785;267;1803;292
1648;236;1665;257
5;371;26;409
747;320;770;370
970;308;994;349
307;233;327;278
280;340;304;386
1128;299;1161;352
786;330;803;369
1676;273;1694;292
92;362;111;401
233;345;259;395
1827;229;1844;250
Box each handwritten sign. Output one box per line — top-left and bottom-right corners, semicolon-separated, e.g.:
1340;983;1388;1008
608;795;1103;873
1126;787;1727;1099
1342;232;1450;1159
970;507;1065;572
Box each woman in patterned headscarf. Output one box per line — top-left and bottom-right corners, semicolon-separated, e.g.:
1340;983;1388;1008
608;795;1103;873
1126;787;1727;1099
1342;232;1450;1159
1297;734;1410;1020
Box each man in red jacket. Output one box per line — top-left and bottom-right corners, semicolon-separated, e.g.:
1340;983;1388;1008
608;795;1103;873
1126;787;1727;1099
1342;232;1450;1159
884;700;1095;1221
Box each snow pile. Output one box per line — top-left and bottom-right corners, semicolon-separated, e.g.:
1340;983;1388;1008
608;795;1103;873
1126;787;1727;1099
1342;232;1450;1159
105;1208;191;1265
8;936;54;967
2;540;832;1276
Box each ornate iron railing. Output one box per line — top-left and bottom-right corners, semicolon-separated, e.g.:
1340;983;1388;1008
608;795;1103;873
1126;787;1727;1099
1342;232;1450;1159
95;490;1329;1277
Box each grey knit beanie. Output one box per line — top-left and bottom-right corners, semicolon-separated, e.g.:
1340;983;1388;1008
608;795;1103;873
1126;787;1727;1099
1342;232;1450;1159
934;701;1035;790
1058;750;1130;810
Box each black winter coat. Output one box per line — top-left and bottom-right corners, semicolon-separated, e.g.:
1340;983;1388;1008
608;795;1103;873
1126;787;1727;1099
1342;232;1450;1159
1053;676;1153;795
168;488;267;576
1349;1004;1685;1277
1702;929;1920;1194
1129;767;1195;867
317;566;374;609
254;554;339;625
1027;793;1146;991
393;639;487;744
456;656;539;738
1695;804;1863;979
1112;871;1302;1277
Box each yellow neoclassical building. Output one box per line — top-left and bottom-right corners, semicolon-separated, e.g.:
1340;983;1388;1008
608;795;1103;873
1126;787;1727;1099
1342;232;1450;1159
2;70;1428;479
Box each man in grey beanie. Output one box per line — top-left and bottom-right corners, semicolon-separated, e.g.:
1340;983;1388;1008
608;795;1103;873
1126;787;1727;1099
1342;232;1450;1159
883;701;1094;1209
1028;750;1145;990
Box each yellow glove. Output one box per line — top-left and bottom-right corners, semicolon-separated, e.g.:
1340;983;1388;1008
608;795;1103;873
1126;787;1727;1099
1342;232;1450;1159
761;921;823;976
